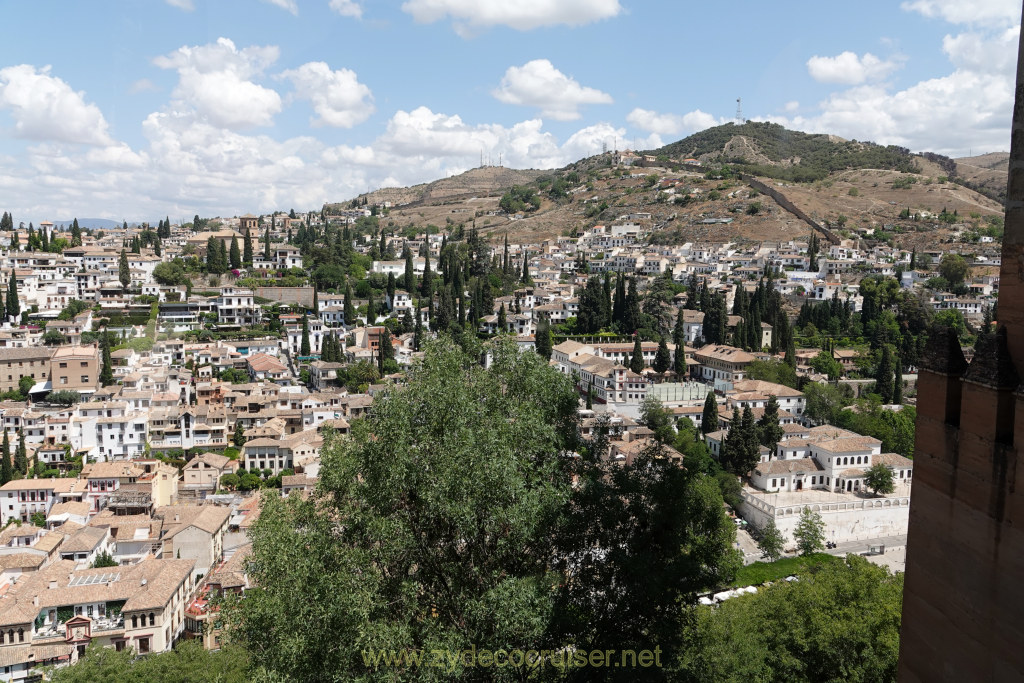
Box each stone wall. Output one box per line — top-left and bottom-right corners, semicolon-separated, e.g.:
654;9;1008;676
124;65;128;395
739;490;910;544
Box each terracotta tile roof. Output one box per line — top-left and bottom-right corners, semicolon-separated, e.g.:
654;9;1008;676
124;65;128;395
755;458;824;476
873;452;914;469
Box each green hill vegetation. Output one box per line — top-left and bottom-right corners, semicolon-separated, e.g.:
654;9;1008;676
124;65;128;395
650;122;921;183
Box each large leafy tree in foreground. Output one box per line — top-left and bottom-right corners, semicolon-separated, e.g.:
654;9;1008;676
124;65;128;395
676;555;903;683
230;338;739;681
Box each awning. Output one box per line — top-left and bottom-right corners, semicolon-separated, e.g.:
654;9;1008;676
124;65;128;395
28;380;52;395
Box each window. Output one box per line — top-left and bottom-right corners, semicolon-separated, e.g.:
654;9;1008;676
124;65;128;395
18;628;23;642
138;637;150;654
80;361;87;367
149;612;155;626
59;362;67;368
132;615;138;628
115;640;126;652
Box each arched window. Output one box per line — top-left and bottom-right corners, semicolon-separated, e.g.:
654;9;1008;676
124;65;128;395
7;630;12;642
149;612;155;626
132;615;138;629
18;628;23;642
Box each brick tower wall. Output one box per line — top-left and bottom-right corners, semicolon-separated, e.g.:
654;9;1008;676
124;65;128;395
898;4;1024;680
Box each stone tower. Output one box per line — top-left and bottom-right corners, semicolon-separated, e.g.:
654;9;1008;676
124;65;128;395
898;4;1024;681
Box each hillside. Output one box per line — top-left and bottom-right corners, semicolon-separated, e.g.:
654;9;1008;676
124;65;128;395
326;167;547;211
324;123;1006;250
647;122;921;182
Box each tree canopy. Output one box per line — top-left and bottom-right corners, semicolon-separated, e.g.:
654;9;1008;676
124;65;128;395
229;338;739;681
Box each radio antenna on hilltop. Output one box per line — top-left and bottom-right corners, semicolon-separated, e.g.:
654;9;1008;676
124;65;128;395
736;98;743;124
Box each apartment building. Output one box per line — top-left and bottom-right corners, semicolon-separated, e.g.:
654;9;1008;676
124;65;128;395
0;347;53;395
49;346;100;396
0;557;196;678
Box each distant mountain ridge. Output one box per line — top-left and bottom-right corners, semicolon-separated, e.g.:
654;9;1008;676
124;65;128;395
50;218;123;230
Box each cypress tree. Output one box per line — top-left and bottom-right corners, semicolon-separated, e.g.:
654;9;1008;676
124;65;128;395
0;430;10;485
421;251;433;297
757;395;784;457
893;356;903;405
404;249;415;294
629;336;644;373
264;227;271;260
100;334;114;386
413;302;422;351
343;281;356;325
738;405;760;474
497;303;507;332
119;249;131;288
6;272;19;318
536;315;552;360
672;307;687;375
653;336;671;373
230;235;241;269
300;316;311;356
701;391;718;434
313;287;320;315
244;227;254;264
875;345;895;403
14;430;26;475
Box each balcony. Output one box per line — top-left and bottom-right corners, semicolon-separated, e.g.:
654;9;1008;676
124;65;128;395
35;613;124;640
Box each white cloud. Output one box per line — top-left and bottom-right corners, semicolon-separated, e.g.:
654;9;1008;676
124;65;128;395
165;0;194;10
625;108;720;136
806;51;902;85
783;100;800;112
780;18;1020;157
263;0;298;14
492;59;611;121
943;25;1020;72
129;78;159;94
402;0;621;35
154;37;282;129
281;62;374;127
902;0;1019;27
329;0;362;18
0;65;114;146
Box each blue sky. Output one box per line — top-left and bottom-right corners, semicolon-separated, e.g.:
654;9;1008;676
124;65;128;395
0;0;1019;223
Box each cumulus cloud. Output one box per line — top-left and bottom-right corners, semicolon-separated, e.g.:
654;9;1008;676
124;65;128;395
806;51;902;85
901;0;1019;27
329;0;362;18
625;108;720;136
783;101;800;113
402;0;621;35
129;78;159;94
783;10;1018;157
943;25;1020;71
492;59;611;120
154;37;282;129
263;0;298;14
0;65;114;146
281;62;374;127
